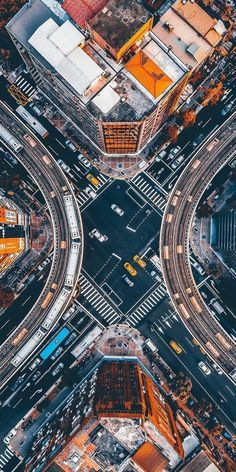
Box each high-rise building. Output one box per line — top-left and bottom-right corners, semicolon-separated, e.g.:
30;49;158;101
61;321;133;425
8;326;191;472
7;0;225;159
211;206;236;273
0;205;25;274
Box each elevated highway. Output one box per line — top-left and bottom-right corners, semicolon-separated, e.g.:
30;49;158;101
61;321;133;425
160;112;236;378
0;101;83;389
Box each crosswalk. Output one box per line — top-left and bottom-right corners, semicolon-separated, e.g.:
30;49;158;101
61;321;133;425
77;173;109;207
0;448;14;469
127;283;167;326
14;75;37;98
130;175;166;212
79;274;121;325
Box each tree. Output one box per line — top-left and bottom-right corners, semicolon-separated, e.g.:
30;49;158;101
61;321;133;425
201;81;224;107
0;286;14;307
189;70;203;85
181;109;197;128
167;125;178;143
170;372;192;403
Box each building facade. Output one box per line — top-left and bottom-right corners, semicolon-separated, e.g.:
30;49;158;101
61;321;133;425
0;205;25;274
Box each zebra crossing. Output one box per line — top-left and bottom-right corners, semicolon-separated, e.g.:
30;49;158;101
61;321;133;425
77;173;109;207
0;448;14;469
14;75;37;98
127;283;167;326
79;274;121;325
130;175;166;212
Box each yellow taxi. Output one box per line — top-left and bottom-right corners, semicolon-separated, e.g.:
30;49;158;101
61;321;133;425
192;338;199;346
124;262;137;277
169;340;182;354
133;255;146;268
86;173;100;186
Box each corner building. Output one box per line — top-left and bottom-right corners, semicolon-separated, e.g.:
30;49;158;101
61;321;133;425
7;0;225;157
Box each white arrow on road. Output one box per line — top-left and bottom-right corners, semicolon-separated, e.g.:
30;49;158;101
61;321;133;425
30;388;42;399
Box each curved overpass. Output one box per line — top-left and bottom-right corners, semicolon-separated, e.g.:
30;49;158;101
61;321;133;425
0;101;83;389
160;112;236;377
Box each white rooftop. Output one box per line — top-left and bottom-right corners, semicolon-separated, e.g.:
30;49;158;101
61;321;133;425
92;84;120;114
29;19;103;95
50;20;84;55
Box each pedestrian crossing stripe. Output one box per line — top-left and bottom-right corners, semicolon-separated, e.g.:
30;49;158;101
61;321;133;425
131;175;166;212
127;283;167;326
79;274;120;325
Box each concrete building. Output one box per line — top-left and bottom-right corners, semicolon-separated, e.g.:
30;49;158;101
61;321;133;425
0;205;25;274
8;325;199;472
6;0;224;160
211;206;236;273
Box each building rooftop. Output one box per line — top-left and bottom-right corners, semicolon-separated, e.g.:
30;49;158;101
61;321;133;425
132;441;169;472
88;0;152;53
152;0;225;70
29;18;103;95
181;450;220;472
62;0;108;28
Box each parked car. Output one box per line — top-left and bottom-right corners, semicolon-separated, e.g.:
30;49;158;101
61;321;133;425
212;363;223;375
111;204;124;216
169;146;181;157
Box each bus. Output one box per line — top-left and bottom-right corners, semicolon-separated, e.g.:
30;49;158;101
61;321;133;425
16;106;49;138
39;327;70;360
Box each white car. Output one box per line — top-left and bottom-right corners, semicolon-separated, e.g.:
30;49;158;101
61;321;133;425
198;361;211;375
193;261;205;275
171;155;184;169
89;228;108;242
52;362;64;376
84;187;97;199
212;363;223;375
3;429;17;445
57;159;71;173
123;275;134;287
111;204;124;216
65;140;76;152
169;146;181;157
77;154;91;168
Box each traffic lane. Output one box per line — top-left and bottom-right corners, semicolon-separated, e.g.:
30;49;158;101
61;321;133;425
140;319;236;433
147;161;172;183
145;298;236;412
0;273;48;345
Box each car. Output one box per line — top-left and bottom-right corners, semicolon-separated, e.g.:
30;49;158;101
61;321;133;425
57;159;71;173
198;361;211;375
212;363;223;375
169;146;181;158
122;275;134;287
3;429;17;445
221;102;233;116
64;332;77;346
52;362;64;376
77;154;91;167
62;303;77;320
149;323;155;332
158;150;167;159
32;370;41;382
84;187;97;199
111;204;124;216
150;270;157;278
5;151;17;165
86;173;100;186
169;340;182;354
124;262;137;277
51;346;63;361
65;139;77;152
193;133;205;148
89;228;108;242
193;261;205;275
29;358;41;371
133;255;146;268
192;338;199;346
176;155;185;164
171;155;184;169
229;159;236;168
